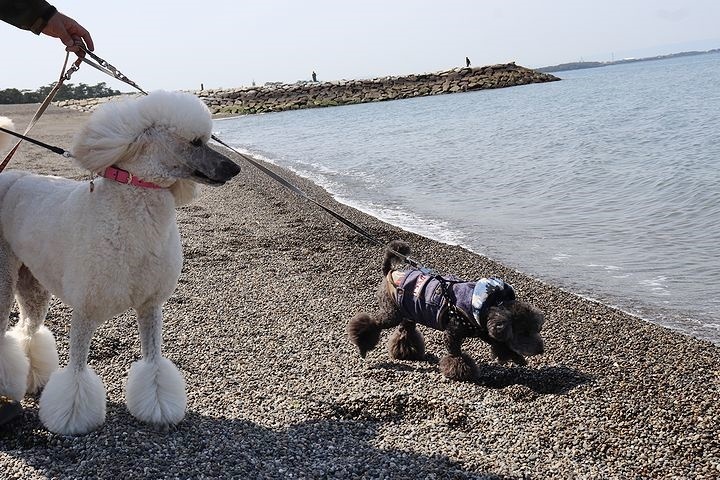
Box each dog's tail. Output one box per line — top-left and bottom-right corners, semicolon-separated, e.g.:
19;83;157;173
0;117;15;152
383;240;411;276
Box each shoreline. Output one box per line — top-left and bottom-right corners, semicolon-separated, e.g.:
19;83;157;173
0;103;718;479
215;126;719;347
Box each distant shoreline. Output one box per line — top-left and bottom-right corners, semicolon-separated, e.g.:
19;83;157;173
537;48;719;73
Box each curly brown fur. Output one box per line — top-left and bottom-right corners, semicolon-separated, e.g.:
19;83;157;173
439;353;478;381
348;240;545;381
346;313;382;358
387;321;425;361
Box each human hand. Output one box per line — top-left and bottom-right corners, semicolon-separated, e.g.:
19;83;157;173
41;11;94;53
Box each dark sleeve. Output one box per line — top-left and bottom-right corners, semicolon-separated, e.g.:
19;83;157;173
0;0;58;34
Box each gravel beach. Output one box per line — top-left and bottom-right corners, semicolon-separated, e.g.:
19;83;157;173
0;103;718;479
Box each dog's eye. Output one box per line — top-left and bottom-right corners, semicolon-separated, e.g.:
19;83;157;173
190;138;202;147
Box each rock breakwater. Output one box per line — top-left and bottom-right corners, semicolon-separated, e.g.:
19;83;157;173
54;63;559;114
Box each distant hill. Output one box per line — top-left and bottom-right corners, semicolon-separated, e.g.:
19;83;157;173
537;48;720;73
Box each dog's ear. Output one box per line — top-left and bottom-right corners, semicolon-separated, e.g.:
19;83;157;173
486;307;513;342
72;100;148;172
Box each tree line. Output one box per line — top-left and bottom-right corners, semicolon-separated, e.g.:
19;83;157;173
0;82;121;104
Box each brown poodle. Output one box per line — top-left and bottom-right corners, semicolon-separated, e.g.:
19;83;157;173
347;240;545;381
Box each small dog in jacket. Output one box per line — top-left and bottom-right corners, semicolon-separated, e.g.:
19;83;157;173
347;240;545;381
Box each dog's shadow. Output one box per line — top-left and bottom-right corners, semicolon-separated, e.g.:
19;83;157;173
372;356;590;395
475;364;591;394
0;402;500;479
370;353;441;374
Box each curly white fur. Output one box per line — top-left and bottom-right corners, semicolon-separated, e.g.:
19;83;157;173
0;332;29;401
126;357;187;425
39;366;106;435
0;91;239;434
7;324;58;393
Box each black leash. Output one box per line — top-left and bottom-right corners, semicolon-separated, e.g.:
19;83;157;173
212;134;437;271
210;136;391;249
2;45;437;274
0;126;71;157
0;51;82;172
75;47;481;319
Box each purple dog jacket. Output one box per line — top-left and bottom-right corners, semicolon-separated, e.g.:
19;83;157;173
389;270;514;331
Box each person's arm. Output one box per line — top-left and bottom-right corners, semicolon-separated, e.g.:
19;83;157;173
0;0;94;51
0;0;58;34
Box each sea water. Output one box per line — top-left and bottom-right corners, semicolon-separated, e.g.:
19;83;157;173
215;52;720;344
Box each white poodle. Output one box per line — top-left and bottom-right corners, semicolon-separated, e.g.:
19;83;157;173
0;91;240;435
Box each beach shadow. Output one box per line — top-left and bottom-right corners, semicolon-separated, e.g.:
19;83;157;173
369;352;440;374
0;401;499;479
369;356;589;395
475;365;591;394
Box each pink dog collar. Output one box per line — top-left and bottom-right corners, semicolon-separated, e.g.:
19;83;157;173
100;166;164;189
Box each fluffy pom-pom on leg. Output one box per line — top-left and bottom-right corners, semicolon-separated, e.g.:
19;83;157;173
0;333;29;401
8;325;59;394
39;366;107;435
439;353;478;382
346;313;382;358
125;357;186;426
387;322;426;360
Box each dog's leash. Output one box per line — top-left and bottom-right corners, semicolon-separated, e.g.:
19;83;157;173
70;45;437;271
0;126;71;157
2;45;436;273
74;46;147;95
0;52;82;172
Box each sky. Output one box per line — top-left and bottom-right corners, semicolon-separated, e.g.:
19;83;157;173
1;0;719;92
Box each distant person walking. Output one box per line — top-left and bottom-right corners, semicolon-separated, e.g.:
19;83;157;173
312;71;317;82
465;56;471;67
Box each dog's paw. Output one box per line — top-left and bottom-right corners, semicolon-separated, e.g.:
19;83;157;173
126;357;186;426
8;325;59;394
0;333;30;401
439;354;478;382
39;366;106;435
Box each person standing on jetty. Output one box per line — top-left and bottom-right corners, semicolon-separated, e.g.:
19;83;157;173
466;56;471;67
0;0;93;428
312;71;318;82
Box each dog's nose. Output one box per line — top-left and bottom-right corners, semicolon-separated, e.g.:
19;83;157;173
218;158;241;179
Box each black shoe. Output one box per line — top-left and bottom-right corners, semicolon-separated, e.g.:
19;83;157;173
0;395;22;428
